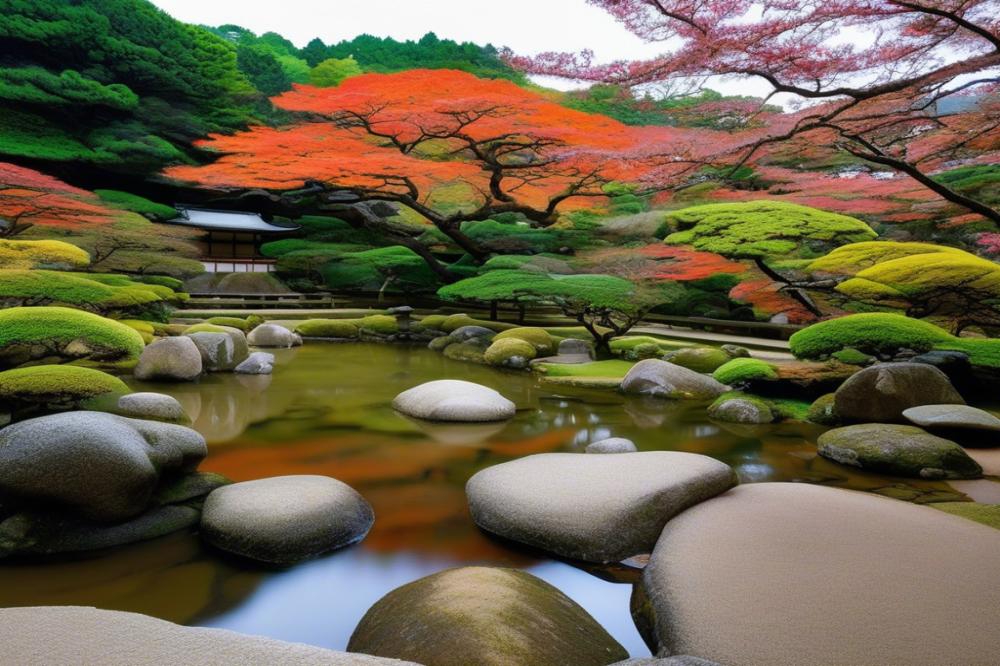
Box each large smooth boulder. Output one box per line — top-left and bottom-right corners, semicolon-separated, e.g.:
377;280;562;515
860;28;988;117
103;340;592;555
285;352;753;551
393;380;515;422
833;362;964;423
200;475;374;564
903;404;1000;444
348;567;628;666
247;323;300;348
634;483;1000;665
0;412;207;522
449;325;495;341
817;423;982;479
467;451;736;562
185;332;237;372
234;351;274;375
621;360;727;400
116;392;188;423
134;336;203;382
0;607;417;665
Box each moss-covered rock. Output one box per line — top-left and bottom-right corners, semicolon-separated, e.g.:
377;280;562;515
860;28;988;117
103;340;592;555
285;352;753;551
417;313;449;331
493;327;556;355
442;342;487;364
834;363;964;423
712;358;778;386
296;319;360;338
427;335;453;352
0;365;129;411
831;347;875;365
628;342;665;361
806;393;840;425
440;313;514;333
817;424;982;479
708;393;775;424
484;338;536;368
119;319;155;344
205;316;252;331
0;306;145;369
789;313;951;360
357;314;399;336
664;346;732;373
347;567;629;666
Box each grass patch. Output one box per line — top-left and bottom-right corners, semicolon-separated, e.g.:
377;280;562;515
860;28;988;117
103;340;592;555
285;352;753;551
537;359;635;378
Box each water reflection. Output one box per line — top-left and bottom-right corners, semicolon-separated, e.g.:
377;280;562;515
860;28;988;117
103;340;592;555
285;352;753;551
0;342;985;658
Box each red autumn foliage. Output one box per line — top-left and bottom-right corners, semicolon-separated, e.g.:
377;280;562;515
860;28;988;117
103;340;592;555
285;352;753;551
0;162;123;232
511;1;1000;226
636;244;746;281
729;277;816;324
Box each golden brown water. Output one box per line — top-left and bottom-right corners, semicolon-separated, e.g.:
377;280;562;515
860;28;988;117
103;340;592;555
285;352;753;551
0;343;973;656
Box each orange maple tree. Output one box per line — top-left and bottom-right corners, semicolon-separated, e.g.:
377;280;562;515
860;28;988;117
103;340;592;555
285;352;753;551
165;69;755;277
0;162;122;236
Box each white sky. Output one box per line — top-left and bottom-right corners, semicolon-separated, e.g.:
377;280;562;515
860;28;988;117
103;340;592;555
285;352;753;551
149;0;774;98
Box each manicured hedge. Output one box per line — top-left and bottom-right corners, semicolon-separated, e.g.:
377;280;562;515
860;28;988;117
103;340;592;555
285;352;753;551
296;319;360;338
0;306;145;365
0;239;90;269
493;327;556;355
0;364;130;407
713;358;778;385
484;338;536;366
789;313;952;359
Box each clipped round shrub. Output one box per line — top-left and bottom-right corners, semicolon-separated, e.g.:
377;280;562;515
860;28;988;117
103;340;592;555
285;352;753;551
493;327;555;355
297;319;359;338
665;346;732;372
119;319;155;344
206;316;251;331
789;313;952;360
183;323;228;335
806;393;841;425
358;314;398;335
0;239;90;270
418;314;449;331
609;336;666;355
713;358;778;386
440;314;512;333
0;306;145;368
831;347;875;365
484;338;537;367
0;365;129;408
628;342;664;361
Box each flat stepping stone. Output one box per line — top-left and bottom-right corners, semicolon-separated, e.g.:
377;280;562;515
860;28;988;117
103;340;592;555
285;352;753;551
903;404;1000;441
818;423;982;479
467;451;736;562
393;380;515;422
635;482;1000;665
0;606;416;665
348;566;627;666
200;475;373;564
116;392;188;423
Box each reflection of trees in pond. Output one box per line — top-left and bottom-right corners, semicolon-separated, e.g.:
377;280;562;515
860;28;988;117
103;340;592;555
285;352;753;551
0;531;264;624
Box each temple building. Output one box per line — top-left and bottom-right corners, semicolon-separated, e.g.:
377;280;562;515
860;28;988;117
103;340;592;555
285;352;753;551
167;206;300;273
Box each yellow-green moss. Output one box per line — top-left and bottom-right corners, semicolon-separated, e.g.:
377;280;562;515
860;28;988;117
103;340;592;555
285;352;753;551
931;503;1000;530
484;338;536;366
713;358;778;385
0;239;90;269
0;364;129;406
493;327;556;355
297;319;360;338
0;306;145;366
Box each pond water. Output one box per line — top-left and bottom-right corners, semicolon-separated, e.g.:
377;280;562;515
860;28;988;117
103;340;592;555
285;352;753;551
0;343;972;657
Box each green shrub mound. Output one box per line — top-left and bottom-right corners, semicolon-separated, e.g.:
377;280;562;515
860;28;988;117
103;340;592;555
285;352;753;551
0;239;90;270
0;306;145;367
806;393;840;425
789;313;952;359
484;338;537;366
831;347;874;365
183;323;229;335
440;314;514;333
297;319;360;338
936;339;1000;370
0;365;130;408
0;269;183;319
206;316;254;331
357;315;398;335
95;190;177;221
492;327;556;355
664;346;731;372
713;358;778;385
119;319;156;344
418;314;450;331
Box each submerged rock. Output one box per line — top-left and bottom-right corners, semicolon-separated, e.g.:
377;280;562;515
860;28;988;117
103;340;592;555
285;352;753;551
634;483;1000;665
200;475;374;565
466;451;736;562
247;323;300;349
620;359;727;400
817;423;982;479
707;395;774;424
0;411;207;522
234;351;275;375
833;362;964;423
347;566;628;666
134;337;203;382
116;392;188;423
585;437;638;453
0;607;417;665
393;380;516;422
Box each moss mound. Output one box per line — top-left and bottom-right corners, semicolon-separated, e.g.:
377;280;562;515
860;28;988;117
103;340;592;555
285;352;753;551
119;319;155;344
0;365;129;408
0;306;145;368
493;327;555;355
665;346;731;372
932;503;1000;530
0;239;90;270
484;338;536;366
183;323;228;335
297;319;360;338
417;314;449;331
806;393;841;425
357;314;398;335
539;359;635;379
789;313;952;359
205;316;252;331
713;358;778;385
440;314;514;333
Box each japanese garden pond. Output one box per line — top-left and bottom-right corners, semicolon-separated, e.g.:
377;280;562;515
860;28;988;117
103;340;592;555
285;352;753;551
0;342;977;658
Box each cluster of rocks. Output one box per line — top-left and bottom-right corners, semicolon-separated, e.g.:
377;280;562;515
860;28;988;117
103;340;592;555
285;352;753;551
426;325;566;370
133;323;296;382
0;400;373;565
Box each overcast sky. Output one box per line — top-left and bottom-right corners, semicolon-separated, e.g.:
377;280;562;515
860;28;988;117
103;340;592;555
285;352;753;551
149;0;773;98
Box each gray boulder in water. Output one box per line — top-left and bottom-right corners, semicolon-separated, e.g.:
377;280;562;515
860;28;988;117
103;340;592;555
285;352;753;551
392;380;515;422
621;359;727;400
134;337;203;381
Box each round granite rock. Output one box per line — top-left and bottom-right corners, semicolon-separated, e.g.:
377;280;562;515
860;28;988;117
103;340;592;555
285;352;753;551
393;380;515;422
833;362;964;423
585;437;638;453
200;475;374;564
0;411;207;522
0;607;417;665
817;423;982;479
134;337;203;382
634;483;1000;665
247;323;300;349
348;566;628;666
466;451;736;562
707;396;774;424
116;392;188;423
621;360;727;400
234;351;274;375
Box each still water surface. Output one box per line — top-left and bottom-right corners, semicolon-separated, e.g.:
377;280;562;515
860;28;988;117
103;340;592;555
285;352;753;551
0;343;969;657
